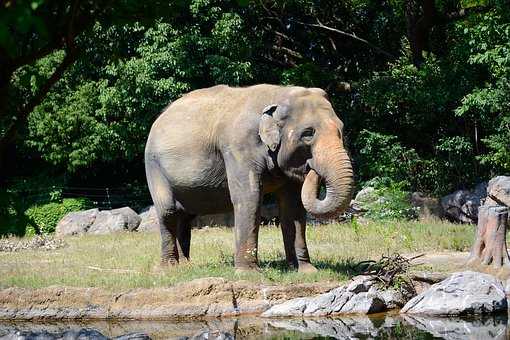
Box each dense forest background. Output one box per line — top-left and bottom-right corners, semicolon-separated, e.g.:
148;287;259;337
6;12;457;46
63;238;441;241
1;0;509;235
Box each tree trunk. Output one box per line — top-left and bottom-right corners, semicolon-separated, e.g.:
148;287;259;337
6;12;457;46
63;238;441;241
467;205;510;279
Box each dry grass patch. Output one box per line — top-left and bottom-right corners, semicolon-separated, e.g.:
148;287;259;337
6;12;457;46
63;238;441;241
0;220;473;290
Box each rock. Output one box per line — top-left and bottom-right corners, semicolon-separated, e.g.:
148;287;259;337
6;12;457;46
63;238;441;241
187;329;234;340
441;183;487;223
192;212;235;228
0;328;151;340
261;275;411;317
488;176;510;206
137;206;159;232
55;208;99;236
354;187;378;204
402;314;508;340
401;271;507;315
410;192;443;220
474;181;489;199
267;316;387;339
88;207;141;234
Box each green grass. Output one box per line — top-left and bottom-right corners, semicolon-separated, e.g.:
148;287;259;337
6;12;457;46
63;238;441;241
0;220;473;290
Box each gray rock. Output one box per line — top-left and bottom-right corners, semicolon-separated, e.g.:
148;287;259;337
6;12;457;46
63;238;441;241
137;206;159;232
88;207;141;235
441;184;487;223
488;176;510;207
268;316;384;339
402;315;507;340
261;276;409;317
55;208;99;236
474;181;489;199
354;187;376;205
410;192;443;220
0;328;152;340
401;271;507;315
188;329;234;340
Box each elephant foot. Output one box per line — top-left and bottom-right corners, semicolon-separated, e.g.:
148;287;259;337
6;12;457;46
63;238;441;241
298;262;318;274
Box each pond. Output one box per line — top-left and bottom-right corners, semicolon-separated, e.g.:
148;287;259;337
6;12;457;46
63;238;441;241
0;313;507;339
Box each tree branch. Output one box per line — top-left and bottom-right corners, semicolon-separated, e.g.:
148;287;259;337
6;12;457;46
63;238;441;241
290;19;396;59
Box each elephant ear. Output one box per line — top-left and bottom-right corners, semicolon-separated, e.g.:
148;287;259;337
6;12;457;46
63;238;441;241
259;104;281;152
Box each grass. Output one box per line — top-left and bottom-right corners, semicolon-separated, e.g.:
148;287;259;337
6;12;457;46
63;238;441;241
0;219;473;290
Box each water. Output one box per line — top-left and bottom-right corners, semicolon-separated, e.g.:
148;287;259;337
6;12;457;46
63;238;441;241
0;313;508;339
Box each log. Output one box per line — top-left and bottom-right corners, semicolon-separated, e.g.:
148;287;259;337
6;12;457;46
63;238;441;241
467;205;510;279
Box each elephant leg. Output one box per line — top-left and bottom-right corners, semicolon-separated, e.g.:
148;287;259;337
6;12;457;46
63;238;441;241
277;183;317;273
225;159;263;271
146;158;179;265
176;214;194;261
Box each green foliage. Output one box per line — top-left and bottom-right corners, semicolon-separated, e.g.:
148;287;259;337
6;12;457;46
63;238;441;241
455;10;510;174
4;0;510;204
24;1;258;173
24;198;91;234
281;63;333;88
356;130;420;188
357;178;418;221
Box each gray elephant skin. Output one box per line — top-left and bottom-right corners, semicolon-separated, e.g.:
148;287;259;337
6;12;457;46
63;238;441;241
145;84;354;271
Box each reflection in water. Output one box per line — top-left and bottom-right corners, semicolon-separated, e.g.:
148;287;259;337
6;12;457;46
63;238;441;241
0;313;508;339
402;314;508;340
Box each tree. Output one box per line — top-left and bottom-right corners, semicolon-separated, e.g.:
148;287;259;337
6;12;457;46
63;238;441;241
0;0;184;181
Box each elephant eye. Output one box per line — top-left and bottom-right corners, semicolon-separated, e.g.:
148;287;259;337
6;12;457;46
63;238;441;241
300;128;315;143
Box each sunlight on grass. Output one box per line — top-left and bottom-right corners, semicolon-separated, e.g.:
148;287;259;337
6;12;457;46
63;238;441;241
0;220;473;290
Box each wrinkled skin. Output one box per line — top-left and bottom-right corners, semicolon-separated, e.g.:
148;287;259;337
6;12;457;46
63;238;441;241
145;84;353;271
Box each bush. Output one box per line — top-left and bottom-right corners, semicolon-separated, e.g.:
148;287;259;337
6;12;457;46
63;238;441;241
24;198;92;234
356;178;418;221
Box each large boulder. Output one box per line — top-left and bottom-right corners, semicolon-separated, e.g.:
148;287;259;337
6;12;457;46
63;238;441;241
441;182;487;223
487;176;510;206
401;271;507;315
88;207;141;235
55;208;99;236
261;275;410;317
410;192;443;220
137;206;159;232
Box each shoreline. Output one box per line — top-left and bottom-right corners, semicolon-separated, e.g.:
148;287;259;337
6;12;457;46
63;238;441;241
0;278;338;321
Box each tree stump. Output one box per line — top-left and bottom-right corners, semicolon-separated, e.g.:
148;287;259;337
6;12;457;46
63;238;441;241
467;205;510;279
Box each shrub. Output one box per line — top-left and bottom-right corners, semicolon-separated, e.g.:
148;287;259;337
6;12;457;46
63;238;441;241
24;198;92;234
356;178;418;221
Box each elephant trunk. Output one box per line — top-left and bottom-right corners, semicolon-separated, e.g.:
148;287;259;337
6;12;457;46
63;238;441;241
301;133;354;219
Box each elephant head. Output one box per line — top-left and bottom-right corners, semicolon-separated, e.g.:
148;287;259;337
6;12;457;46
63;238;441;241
259;87;354;218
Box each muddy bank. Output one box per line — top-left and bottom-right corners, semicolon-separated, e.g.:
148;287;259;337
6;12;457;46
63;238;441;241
0;277;337;320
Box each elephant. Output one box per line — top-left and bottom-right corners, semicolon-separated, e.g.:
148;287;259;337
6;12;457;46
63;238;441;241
144;84;354;272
